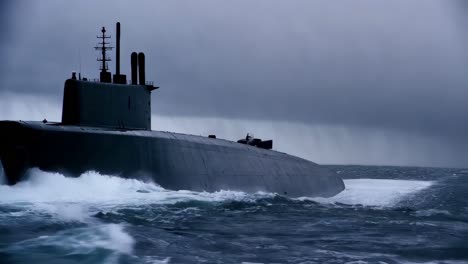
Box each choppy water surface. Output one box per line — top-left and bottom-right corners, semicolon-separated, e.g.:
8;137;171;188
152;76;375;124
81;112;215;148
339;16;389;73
0;165;467;264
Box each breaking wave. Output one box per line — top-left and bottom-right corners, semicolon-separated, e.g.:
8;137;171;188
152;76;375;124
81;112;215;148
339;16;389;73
0;169;259;206
0;168;434;208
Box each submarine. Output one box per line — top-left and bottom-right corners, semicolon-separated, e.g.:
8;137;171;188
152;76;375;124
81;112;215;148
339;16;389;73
0;23;345;197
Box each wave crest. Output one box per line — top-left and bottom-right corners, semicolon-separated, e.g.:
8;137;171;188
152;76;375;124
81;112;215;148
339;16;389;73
0;169;434;209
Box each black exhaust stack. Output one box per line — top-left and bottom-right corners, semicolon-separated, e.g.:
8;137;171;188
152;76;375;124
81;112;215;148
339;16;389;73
115;22;121;76
131;52;138;85
138;52;145;85
113;22;127;84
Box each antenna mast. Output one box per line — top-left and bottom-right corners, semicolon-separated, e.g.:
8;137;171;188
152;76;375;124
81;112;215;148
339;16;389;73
95;26;113;82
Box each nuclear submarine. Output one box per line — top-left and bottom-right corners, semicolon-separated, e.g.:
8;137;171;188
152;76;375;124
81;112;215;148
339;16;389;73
0;23;345;197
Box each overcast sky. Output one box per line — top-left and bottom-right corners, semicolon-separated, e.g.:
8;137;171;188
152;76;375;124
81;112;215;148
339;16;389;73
1;0;468;168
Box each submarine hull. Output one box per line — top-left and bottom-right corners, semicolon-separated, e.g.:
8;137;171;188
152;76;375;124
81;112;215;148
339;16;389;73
0;121;345;197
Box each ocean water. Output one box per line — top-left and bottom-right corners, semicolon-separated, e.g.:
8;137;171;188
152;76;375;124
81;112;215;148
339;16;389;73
0;164;467;264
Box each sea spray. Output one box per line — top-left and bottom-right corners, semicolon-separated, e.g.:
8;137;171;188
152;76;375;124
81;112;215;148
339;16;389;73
310;179;434;207
0;169;435;208
0;169;268;206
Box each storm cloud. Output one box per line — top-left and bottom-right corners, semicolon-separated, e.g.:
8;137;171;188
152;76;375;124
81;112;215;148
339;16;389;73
1;0;468;167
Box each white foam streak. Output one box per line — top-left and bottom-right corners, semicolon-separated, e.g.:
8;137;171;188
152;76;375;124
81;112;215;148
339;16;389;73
312;179;433;207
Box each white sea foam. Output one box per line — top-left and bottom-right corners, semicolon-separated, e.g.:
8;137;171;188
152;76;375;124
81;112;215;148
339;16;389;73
57;223;135;255
0;169;434;212
0;168;262;207
311;179;433;207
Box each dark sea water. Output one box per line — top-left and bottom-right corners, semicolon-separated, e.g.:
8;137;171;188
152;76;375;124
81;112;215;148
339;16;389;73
0;164;467;264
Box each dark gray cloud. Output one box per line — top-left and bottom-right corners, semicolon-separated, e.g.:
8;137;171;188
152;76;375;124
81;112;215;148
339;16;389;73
1;0;468;167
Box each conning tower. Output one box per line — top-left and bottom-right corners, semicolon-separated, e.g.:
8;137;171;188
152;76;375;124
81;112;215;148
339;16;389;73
61;22;158;130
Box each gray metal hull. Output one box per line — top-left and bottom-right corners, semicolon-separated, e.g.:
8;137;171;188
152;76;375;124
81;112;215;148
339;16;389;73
0;121;345;197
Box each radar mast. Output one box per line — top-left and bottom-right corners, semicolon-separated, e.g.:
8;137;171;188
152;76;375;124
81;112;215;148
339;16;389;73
94;27;113;82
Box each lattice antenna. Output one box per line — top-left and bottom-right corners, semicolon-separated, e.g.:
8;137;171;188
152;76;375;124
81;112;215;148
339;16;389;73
94;27;113;73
